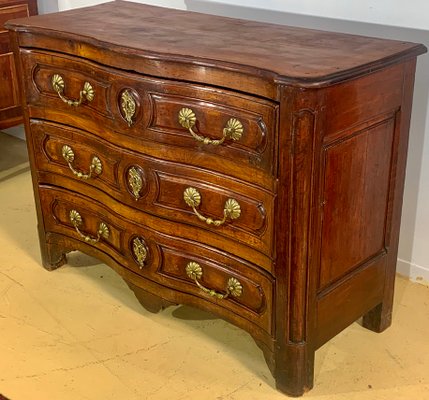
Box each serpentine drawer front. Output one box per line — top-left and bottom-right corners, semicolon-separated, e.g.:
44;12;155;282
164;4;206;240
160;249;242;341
39;185;274;337
30;120;275;258
7;2;426;396
22;49;278;180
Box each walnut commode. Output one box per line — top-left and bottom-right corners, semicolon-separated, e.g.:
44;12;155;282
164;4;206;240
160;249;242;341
6;2;426;395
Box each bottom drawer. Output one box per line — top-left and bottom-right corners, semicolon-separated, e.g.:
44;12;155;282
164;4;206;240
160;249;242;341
39;185;274;335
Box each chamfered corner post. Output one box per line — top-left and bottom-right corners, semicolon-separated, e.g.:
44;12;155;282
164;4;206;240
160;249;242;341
272;85;324;396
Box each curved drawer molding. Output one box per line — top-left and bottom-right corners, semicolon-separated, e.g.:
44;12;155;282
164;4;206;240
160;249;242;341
148;92;275;172
119;88;139;127
158;246;270;319
131;236;149;268
50;198;122;255
153;171;271;254
26;52;111;118
127;165;145;200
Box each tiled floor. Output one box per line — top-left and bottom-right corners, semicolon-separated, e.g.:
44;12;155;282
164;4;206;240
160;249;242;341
0;131;428;399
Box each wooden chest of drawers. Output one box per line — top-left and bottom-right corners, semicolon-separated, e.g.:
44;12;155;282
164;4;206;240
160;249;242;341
6;2;426;396
0;0;37;129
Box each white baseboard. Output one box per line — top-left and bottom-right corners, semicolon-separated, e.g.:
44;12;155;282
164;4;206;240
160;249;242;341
397;258;429;284
2;125;26;140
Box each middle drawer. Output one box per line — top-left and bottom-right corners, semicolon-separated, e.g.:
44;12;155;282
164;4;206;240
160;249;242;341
31;120;275;258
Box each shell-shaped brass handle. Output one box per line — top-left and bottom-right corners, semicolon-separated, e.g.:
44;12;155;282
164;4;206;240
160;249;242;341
185;261;243;299
178;107;243;146
183;187;241;227
61;145;102;180
132;237;148;269
69;210;109;244
51;74;94;107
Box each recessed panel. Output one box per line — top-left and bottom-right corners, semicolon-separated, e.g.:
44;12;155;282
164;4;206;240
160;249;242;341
319;118;395;289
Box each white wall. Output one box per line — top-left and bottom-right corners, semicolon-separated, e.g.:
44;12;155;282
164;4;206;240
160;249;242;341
188;0;429;31
57;0;185;11
37;0;58;13
38;0;429;283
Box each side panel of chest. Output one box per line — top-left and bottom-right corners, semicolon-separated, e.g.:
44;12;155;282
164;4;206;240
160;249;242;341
309;63;412;347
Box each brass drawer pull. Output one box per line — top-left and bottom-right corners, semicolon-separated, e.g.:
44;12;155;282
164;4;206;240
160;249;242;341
178;107;243;145
185;261;243;299
183;187;241;226
62;145;102;180
69;210;109;244
51;74;95;107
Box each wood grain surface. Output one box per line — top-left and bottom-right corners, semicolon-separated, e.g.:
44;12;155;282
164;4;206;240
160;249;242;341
5;1;426;87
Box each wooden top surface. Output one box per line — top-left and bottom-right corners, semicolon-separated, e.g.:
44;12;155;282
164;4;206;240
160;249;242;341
6;0;426;85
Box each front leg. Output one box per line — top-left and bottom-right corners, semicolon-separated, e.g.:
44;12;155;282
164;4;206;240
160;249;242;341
39;231;78;271
274;341;315;397
362;301;392;333
40;234;68;271
362;259;396;333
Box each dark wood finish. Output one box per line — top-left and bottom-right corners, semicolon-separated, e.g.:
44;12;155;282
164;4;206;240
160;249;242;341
30;120;275;259
6;1;425;90
319;119;394;288
22;50;278;174
362;58;418;333
6;2;426;396
0;0;36;129
39;184;275;335
21;49;278;181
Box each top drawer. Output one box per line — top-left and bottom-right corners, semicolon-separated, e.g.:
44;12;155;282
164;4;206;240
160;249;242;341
21;49;278;181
